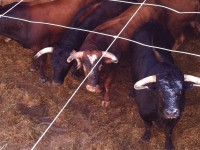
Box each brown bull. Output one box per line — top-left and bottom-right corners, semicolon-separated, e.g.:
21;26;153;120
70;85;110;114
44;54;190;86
0;0;98;81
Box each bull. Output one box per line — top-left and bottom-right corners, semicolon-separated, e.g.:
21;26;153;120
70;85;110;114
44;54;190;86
66;4;163;107
130;20;200;150
0;0;97;82
34;0;134;84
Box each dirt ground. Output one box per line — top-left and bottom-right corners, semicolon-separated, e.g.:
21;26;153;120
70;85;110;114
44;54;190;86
0;27;199;150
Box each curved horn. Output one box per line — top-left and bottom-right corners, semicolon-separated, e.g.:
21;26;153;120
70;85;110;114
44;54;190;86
67;51;83;69
134;75;156;90
34;47;54;59
184;74;200;87
102;51;118;63
67;51;84;63
76;59;82;69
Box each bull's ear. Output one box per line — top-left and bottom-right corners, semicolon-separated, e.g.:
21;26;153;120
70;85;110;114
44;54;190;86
184;82;195;90
72;49;77;53
103;57;115;63
102;51;118;63
146;83;157;91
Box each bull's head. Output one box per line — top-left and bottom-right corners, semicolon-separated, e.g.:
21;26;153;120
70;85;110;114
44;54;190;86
67;50;118;93
134;72;200;119
34;47;72;85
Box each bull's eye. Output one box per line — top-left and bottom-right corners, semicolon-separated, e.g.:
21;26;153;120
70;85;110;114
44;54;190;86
177;90;182;96
147;86;156;91
83;65;87;73
98;64;102;71
158;90;164;98
146;83;157;91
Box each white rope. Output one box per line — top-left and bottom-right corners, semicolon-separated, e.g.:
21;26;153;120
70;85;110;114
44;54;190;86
0;0;24;18
31;0;147;149
2;15;115;38
109;0;200;14
0;144;7;150
2;15;199;58
118;37;200;57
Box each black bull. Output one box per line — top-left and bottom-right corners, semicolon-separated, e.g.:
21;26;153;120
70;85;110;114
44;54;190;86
130;20;200;149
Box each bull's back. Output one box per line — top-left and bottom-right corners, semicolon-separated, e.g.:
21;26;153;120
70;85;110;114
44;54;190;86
0;0;95;48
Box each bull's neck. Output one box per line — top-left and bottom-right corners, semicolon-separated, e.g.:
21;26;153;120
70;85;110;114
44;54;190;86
58;0;93;7
0;18;25;43
120;6;162;38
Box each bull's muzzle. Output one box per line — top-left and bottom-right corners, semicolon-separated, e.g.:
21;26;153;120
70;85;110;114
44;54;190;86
86;84;102;93
163;108;180;119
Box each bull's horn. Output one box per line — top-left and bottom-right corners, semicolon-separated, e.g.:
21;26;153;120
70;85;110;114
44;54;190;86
67;51;83;69
34;47;54;59
76;59;82;69
102;51;118;63
67;51;84;63
184;74;200;87
134;75;157;90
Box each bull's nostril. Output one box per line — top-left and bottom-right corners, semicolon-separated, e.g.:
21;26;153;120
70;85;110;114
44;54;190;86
86;84;102;93
173;109;180;117
164;109;180;119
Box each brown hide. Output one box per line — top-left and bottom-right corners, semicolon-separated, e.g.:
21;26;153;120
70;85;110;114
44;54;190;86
81;0;199;52
139;0;200;49
0;0;95;81
1;0;54;6
80;5;163;53
2;0;95;50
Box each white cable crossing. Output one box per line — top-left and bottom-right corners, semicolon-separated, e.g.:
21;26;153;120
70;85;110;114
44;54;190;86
0;0;24;17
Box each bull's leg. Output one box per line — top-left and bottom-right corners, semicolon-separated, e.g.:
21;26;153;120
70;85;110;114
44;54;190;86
30;49;40;72
190;21;200;33
30;58;40;72
164;120;178;150
141;119;152;143
38;54;48;82
128;86;135;101
102;87;110;107
172;33;185;50
101;68;116;107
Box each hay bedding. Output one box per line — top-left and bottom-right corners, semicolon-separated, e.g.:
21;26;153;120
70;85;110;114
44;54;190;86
0;28;199;150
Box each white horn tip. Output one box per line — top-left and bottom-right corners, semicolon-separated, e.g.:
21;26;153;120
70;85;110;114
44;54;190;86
113;59;119;63
34;47;54;59
134;85;149;90
67;56;73;63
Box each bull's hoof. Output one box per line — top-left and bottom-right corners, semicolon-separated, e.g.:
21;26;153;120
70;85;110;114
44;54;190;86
165;141;175;150
39;76;48;83
141;132;151;143
165;146;175;150
29;66;39;72
52;81;62;86
4;37;11;43
101;100;110;107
